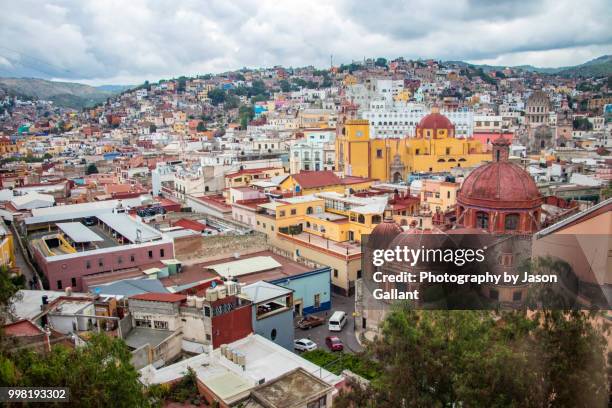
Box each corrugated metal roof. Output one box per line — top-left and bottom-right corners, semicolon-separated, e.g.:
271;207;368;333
97;213;161;243
207;256;281;278
56;222;104;243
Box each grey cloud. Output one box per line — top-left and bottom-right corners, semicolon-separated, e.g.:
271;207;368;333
0;0;609;84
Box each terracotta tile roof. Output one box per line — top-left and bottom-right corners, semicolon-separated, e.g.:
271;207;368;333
3;319;45;337
292;171;341;189
174;218;206;232
130;293;187;303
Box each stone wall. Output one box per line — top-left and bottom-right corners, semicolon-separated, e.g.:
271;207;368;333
176;232;269;264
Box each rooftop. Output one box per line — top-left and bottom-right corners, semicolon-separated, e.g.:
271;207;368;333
124;327;175;349
97;213;162;243
56;222;104;243
251;368;332;408
206;256;282;279
241;281;293;303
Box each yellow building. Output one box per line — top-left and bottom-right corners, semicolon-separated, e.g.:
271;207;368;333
279;171;374;196
336;111;489;182
253;192;387;295
0;224;16;269
420;179;459;213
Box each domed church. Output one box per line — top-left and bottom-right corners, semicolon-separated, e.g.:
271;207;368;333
336;109;490;182
456;138;543;234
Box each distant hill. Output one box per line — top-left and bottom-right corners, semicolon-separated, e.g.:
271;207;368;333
447;55;612;78
0;78;132;109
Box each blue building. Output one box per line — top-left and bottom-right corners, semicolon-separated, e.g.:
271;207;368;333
270;267;331;316
241;281;294;350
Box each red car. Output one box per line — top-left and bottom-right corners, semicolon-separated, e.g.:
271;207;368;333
325;336;344;351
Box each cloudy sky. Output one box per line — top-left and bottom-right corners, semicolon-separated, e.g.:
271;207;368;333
1;0;610;85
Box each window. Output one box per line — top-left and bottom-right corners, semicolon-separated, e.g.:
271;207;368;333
333;269;339;278
57;280;62;289
118;256;122;264
513;291;523;301
98;259;104;267
160;248;165;257
376;149;383;158
357;269;362;279
153;320;168;330
489;289;499;300
148;250;153;259
306;206;313;215
204;306;211;317
357;214;365;224
279;210;286;217
447;191;451;199
500;254;513;267
135;319;150;328
446;147;451;155
290;209;297;215
71;277;77;287
206;334;211;341
130;254;135;262
314;294;321;309
86;260;91;269
504;214;519;231
476;212;489;229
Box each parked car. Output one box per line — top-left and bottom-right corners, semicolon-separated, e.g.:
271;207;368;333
325;336;344;352
297;315;325;330
294;338;317;352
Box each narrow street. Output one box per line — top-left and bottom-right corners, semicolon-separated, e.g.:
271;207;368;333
11;228;39;289
294;293;363;354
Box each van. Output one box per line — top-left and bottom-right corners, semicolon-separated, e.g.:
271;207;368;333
328;311;347;332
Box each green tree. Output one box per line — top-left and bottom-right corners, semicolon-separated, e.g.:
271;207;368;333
11;334;149;407
279;79;291;93
374;57;387;67
336;305;609;408
86;163;99;175
207;89;226;106
573;117;593;131
196;121;207;132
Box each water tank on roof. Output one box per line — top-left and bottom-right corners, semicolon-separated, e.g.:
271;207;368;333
187;296;196;307
195;296;204;309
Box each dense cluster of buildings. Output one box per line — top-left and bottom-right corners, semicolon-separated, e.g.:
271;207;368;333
1;56;610;406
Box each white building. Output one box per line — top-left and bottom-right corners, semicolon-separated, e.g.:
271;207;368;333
360;100;474;138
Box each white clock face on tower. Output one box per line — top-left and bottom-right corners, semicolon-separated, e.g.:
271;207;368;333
356;131;363;137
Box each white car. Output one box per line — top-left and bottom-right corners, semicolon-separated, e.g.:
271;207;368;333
294;338;317;352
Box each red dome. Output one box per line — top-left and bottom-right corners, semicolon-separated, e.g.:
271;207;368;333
417;112;454;130
458;161;542;209
368;219;402;249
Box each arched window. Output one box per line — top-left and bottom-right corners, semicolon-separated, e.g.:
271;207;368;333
306;206;313;215
504;213;520;230
372;215;382;224
357;214;365;224
476;211;489;229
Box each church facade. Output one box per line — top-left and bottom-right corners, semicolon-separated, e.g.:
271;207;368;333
335;110;490;182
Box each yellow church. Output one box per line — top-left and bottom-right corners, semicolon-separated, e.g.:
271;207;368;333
335;109;490;182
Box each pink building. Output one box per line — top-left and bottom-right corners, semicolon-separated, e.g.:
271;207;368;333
33;239;174;291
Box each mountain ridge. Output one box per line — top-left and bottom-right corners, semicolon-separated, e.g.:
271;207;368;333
447;55;612;77
0;77;132;109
